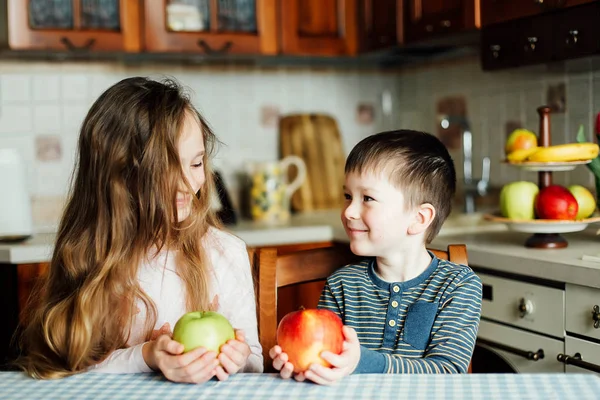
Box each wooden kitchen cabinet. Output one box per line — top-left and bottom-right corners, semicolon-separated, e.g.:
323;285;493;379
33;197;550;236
481;0;596;27
143;0;278;55
402;0;479;44
481;2;600;70
7;0;142;51
280;0;397;56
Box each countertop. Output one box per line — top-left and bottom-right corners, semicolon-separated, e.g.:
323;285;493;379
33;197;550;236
0;210;504;264
430;228;600;289
4;210;600;289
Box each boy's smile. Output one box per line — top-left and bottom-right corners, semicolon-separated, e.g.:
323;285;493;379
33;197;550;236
341;170;414;258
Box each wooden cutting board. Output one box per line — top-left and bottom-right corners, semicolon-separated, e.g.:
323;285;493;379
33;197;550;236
279;114;345;211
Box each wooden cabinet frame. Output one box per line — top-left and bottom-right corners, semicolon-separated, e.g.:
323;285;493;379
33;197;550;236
7;0;142;51
143;0;278;54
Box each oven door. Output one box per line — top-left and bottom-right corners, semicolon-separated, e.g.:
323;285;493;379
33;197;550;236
473;320;565;373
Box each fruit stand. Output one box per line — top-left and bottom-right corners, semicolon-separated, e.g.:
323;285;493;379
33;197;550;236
486;106;600;249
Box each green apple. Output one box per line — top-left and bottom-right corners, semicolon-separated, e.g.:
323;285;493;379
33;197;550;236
567;185;597;219
172;311;235;353
499;181;539;220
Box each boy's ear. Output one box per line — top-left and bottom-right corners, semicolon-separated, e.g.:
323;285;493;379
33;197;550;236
408;203;436;236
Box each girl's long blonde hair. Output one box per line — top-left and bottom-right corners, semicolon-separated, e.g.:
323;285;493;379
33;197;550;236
17;77;221;379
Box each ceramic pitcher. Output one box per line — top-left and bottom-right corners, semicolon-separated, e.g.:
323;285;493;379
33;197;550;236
248;155;307;223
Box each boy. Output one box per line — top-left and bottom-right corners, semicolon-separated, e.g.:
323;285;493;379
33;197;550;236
270;130;482;384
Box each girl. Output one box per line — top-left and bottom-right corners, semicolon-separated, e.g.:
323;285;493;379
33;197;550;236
17;77;262;382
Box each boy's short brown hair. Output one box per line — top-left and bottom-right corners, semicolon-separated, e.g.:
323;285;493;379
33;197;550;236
345;130;456;243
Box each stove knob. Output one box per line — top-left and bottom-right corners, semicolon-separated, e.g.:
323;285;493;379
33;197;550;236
518;298;534;318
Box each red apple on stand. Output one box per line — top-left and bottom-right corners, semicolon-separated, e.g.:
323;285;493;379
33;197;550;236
535;185;578;220
277;308;344;373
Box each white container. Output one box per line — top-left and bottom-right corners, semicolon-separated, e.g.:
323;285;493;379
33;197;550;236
0;148;33;240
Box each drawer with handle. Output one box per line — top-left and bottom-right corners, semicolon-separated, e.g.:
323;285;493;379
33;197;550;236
478;319;565;373
559;336;600;374
480;273;564;338
566;284;600;341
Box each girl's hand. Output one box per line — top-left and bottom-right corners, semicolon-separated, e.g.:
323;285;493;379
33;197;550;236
143;334;219;384
303;326;361;385
215;329;252;381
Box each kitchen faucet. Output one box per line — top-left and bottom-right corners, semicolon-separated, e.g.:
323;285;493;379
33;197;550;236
439;115;491;214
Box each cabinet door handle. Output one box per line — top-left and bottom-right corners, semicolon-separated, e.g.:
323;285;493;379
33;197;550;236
524;37;538;52
565;29;579;46
60;37;96;51
490;45;501;59
478;338;545;361
440;20;451;28
557;353;600;373
197;40;233;55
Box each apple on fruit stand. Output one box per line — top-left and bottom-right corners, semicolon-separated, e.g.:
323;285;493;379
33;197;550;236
567;185;597;219
277;308;344;373
499;181;539;220
505;129;538;155
535;185;578;220
172;311;235;353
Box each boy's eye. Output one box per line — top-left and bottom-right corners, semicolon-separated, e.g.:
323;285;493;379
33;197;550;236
363;195;374;202
344;193;351;200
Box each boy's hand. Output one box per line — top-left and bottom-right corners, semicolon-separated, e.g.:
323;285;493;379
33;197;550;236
269;345;297;379
303;326;361;385
143;334;219;384
270;326;361;385
215;329;251;381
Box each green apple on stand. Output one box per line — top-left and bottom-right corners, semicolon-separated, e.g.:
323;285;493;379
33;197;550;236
500;181;540;220
567;185;597;219
172;311;235;353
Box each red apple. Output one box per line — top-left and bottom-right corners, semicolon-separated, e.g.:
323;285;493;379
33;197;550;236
277;308;344;373
535;185;578;220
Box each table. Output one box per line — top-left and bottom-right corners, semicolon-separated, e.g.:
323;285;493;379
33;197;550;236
1;372;599;399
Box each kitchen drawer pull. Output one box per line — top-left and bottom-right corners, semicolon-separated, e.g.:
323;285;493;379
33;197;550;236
592;305;600;329
557;353;600;373
478;338;545;361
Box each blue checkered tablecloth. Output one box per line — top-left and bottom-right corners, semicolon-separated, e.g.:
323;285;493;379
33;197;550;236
0;372;598;400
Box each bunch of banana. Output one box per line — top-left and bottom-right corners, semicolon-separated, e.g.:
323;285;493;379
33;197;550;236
508;142;599;163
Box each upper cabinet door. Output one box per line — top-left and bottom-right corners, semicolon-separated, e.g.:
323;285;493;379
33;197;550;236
359;0;397;51
280;0;359;55
8;0;142;51
404;0;478;43
144;0;277;54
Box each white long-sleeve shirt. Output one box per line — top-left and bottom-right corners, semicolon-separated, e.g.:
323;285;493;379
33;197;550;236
89;227;263;373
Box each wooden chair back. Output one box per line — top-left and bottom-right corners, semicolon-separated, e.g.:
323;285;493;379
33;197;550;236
249;243;469;372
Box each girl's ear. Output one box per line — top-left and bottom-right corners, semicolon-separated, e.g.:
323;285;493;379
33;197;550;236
408;203;436;236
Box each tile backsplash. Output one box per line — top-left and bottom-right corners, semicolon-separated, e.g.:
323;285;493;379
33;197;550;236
394;55;600;193
0;61;399;228
2;55;600;228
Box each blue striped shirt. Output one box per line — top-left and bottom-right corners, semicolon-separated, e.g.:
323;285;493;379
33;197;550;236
318;253;482;374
